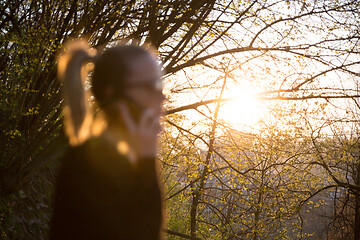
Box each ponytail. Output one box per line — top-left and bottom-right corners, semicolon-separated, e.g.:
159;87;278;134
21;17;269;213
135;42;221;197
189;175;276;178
57;40;96;146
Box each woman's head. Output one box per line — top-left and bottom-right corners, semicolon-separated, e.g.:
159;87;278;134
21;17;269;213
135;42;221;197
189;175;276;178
92;46;154;104
92;45;165;123
58;41;165;145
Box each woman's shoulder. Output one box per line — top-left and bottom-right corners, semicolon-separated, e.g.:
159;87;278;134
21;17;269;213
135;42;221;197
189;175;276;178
65;136;109;155
64;135;131;169
62;137;107;168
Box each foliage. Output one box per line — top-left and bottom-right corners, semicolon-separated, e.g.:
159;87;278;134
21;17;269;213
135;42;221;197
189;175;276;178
1;0;360;239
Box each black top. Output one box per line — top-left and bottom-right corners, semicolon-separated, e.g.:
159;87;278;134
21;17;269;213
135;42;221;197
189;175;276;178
49;137;162;240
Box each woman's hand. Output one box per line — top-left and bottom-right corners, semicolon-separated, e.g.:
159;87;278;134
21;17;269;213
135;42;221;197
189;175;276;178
119;103;161;158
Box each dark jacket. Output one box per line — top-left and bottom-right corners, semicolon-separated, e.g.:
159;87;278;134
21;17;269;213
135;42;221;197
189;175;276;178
49;137;162;239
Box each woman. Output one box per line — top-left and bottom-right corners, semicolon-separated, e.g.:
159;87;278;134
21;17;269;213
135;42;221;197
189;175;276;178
49;41;165;239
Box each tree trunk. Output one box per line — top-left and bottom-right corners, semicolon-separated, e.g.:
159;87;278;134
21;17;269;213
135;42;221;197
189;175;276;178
189;74;227;239
354;192;360;240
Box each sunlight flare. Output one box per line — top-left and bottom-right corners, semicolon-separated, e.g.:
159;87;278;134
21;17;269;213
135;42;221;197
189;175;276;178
220;84;263;127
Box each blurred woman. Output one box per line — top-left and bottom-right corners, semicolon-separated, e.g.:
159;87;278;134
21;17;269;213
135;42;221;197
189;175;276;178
49;41;165;240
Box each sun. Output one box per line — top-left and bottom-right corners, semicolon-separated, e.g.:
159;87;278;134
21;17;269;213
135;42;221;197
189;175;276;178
220;83;263;128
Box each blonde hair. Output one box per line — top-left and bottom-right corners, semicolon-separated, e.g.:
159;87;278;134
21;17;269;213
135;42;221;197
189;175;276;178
57;40;96;146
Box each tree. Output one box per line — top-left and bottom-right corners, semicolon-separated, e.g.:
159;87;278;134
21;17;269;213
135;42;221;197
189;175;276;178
299;98;360;240
1;0;360;239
